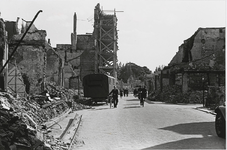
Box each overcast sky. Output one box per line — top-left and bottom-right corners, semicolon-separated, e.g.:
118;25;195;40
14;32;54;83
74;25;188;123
1;0;226;72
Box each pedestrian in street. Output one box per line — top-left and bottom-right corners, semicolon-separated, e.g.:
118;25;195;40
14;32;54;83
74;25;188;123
109;86;119;108
138;86;142;100
133;88;138;97
141;86;147;100
126;88;128;97
120;89;123;98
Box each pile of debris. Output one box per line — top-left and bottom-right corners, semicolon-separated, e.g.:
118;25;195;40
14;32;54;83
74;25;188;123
45;81;91;110
148;85;204;104
0;81;90;149
0;95;51;150
206;86;225;109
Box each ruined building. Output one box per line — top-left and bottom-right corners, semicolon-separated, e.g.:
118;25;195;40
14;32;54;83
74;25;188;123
0;3;119;94
0;17;61;96
55;3;119;89
55;12;95;89
152;27;225;93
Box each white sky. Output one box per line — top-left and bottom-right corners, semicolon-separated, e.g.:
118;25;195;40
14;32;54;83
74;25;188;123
1;0;226;72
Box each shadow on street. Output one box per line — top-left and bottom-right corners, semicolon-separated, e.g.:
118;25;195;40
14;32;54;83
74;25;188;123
90;107;111;111
159;121;214;135
142;121;226;149
123;106;141;109
126;99;140;102
142;136;225;149
124;103;140;106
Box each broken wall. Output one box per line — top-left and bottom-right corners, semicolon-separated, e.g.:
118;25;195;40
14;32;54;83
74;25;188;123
157;28;225;94
8;45;45;94
191;28;225;61
169;44;184;65
56;44;82;89
46;47;61;84
77;34;96;80
7;24;48;94
169;28;225;67
0;18;7;90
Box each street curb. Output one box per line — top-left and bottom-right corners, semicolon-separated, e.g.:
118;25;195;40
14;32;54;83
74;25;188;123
146;99;216;115
145;99;164;104
195;107;216;115
44;108;72;129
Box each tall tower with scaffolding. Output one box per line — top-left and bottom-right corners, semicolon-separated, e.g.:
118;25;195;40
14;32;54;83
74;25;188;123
93;4;119;84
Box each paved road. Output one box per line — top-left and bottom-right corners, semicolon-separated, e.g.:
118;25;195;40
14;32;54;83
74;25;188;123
73;94;226;150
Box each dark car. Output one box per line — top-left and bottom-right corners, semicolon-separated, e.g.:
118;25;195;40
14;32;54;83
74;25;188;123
214;99;226;138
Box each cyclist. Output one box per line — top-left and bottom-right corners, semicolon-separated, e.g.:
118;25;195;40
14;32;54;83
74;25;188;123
138;86;142;105
138;86;147;106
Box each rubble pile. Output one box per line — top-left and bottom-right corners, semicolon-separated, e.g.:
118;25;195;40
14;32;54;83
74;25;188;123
0;80;92;150
0;91;70;126
45;82;74;101
206;86;225;108
45;81;91;110
148;85;204;104
0;91;70;149
0;104;51;150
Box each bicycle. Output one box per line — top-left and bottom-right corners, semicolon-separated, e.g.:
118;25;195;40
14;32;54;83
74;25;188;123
139;93;145;107
108;96;113;108
140;98;144;107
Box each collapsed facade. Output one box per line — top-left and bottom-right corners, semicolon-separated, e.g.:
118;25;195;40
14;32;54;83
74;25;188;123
54;13;95;90
0;17;62;96
149;27;225;104
0;13;91;150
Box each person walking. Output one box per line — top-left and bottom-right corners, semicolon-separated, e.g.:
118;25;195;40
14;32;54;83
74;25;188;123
109;86;119;108
141;86;147;106
138;86;142;101
142;86;147;99
126;88;128;97
120;89;123;98
133;88;138;97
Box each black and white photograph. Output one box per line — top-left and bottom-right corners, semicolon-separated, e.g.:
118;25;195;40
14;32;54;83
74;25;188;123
0;0;226;149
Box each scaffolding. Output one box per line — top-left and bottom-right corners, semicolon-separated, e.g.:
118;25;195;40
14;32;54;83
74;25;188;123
94;4;118;84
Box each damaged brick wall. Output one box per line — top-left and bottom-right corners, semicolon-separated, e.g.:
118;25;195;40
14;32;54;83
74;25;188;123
55;34;95;89
7;22;48;94
56;44;81;89
77;34;96;80
169;44;184;65
80;49;96;79
46;47;61;84
8;45;45;94
152;27;225;96
169;27;225;66
192;28;225;60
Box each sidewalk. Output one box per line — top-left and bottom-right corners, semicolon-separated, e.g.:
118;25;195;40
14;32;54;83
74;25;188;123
195;106;216;115
145;99;216;115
